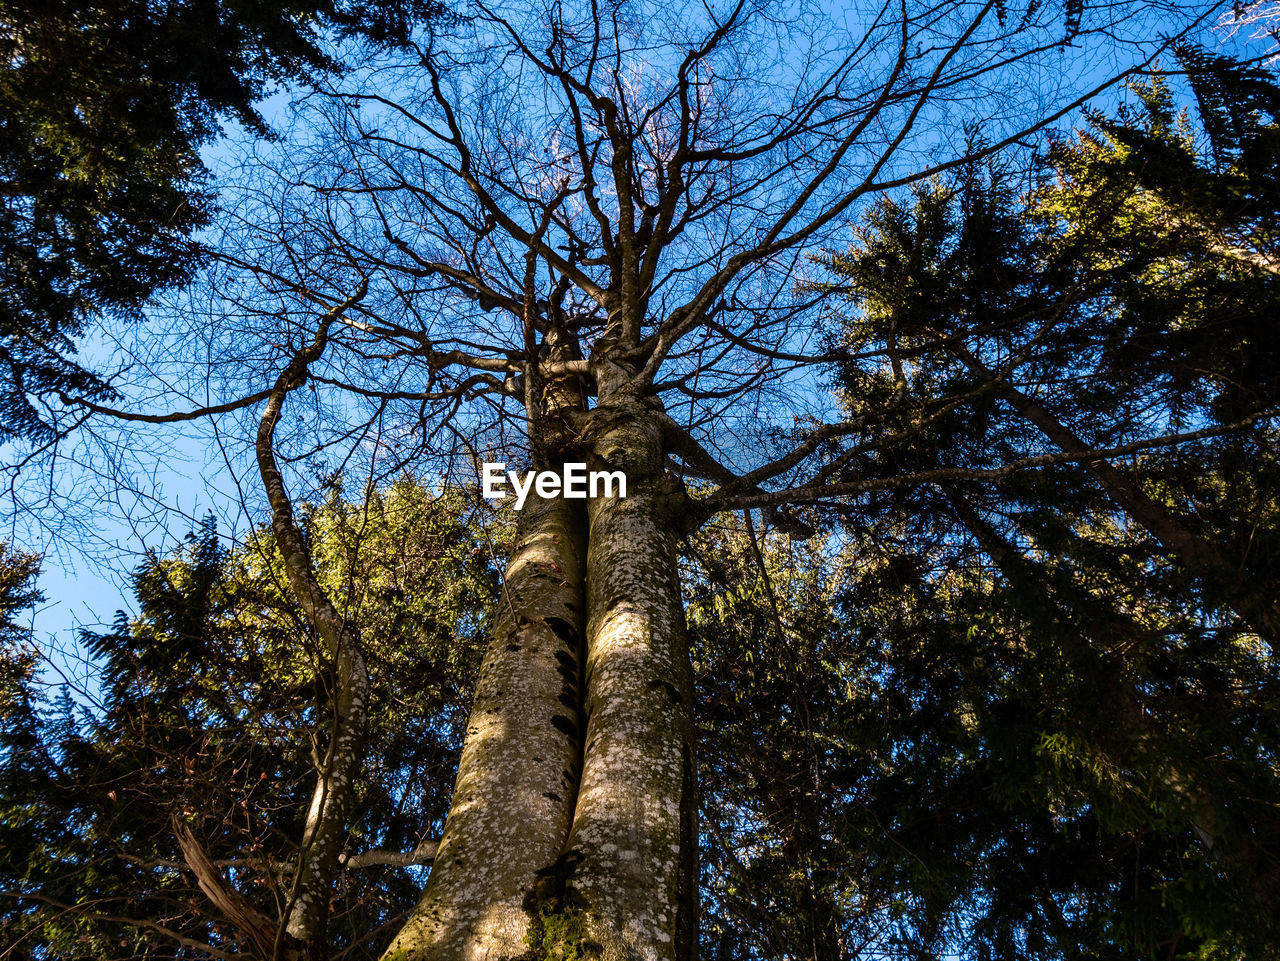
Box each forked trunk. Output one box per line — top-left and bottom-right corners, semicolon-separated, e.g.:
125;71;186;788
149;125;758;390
383;396;697;961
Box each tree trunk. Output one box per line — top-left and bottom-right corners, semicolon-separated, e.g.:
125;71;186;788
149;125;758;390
382;490;589;961
557;400;697;961
284;629;368;960
384;357;697;961
255;308;372;960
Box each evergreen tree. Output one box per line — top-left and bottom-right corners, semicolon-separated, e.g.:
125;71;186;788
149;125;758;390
0;0;444;439
0;479;495;959
805;46;1280;960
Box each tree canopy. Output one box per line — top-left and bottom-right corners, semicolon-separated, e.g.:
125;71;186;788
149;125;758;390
2;481;494;959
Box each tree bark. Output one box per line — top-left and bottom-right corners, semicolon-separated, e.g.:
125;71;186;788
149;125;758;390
558;396;697;961
284;630;367;958
390;388;701;961
382;489;588;961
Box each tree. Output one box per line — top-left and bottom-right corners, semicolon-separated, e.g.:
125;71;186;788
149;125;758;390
20;2;1278;959
810;47;1280;958
0;0;445;440
1;480;496;959
823;45;1280;631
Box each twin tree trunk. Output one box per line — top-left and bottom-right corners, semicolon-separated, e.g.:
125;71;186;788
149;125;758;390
383;386;697;961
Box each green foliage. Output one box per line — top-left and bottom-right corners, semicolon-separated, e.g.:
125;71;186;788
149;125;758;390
0;0;445;439
0;542;44;848
1036;48;1280;424
0;541;41;744
689;520;884;961
689;48;1280;961
824;48;1280;627
688;506;1280;959
0;478;497;959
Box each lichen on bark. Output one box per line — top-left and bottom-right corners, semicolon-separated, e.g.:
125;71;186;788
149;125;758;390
380;490;589;961
559;401;697;961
